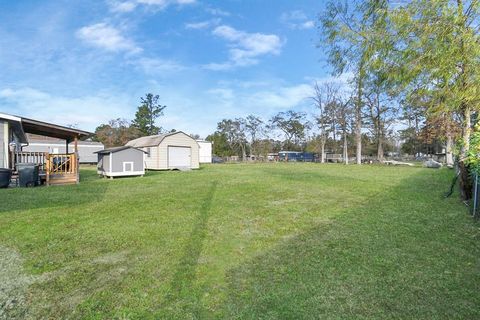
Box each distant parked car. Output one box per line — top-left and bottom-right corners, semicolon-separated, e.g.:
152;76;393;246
212;156;224;163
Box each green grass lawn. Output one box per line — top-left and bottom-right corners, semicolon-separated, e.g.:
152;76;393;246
1;163;479;319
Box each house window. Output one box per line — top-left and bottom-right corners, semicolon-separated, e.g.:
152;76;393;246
146;147;151;158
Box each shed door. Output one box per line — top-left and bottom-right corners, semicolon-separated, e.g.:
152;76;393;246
168;146;191;168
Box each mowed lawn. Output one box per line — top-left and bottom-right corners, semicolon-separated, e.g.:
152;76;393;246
1;163;479;319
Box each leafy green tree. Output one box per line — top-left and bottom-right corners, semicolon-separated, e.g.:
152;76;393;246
389;0;480;199
94;119;141;147
206;132;231;157
245;115;265;157
132;93;167;136
320;0;390;164
215;119;248;159
269;110;309;151
311;82;343;161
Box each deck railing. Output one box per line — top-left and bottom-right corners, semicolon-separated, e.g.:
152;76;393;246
46;153;77;175
14;151;79;185
46;153;79;185
14;151;48;171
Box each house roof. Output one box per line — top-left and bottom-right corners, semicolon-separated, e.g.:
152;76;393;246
126;131;191;147
21;117;92;141
0;112;28;144
0;112;93;143
95;146;147;154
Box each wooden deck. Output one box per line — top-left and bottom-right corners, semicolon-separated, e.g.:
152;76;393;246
13;152;79;186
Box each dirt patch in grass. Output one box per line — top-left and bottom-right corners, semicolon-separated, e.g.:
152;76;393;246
0;246;131;319
92;250;129;265
0;246;38;320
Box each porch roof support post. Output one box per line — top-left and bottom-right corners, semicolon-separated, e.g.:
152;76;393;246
74;135;79;183
66;139;69;154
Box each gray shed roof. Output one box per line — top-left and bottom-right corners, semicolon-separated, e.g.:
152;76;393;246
126;131;190;147
95;146;146;154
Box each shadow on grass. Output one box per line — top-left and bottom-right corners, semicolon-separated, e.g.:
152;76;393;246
224;171;479;319
0;169;108;214
163;181;218;317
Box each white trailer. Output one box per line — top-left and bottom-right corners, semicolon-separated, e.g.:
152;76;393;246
197;140;212;163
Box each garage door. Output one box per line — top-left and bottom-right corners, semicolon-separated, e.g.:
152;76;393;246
168;146;191;168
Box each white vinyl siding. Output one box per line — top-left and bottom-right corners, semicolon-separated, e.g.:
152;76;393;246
143;146;159;169
0;121;7;168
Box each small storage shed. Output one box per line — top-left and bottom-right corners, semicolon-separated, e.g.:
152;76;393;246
95;146;146;178
126;131;200;170
197;140;212;163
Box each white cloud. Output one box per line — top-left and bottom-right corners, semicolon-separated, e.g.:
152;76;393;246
280;10;315;30
206;88;234;101
109;1;138;12
76;23;142;54
246;84;312;110
108;0;196;13
202;62;234;71
301;20;315;29
205;7;230;17
185;18;221;30
205;80;314;115
206;25;283;70
133;57;186;73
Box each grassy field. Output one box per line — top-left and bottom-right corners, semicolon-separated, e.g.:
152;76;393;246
0;163;479;319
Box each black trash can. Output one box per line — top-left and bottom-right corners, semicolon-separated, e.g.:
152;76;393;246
17;163;40;187
0;168;11;188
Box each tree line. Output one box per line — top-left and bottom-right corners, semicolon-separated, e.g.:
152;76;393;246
318;0;480;199
94;93;167;147
208;0;480;200
206;97;398;162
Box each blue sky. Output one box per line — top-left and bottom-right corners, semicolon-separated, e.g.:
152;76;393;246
0;0;338;138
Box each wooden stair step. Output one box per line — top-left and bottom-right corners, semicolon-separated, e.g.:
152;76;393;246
47;173;78;185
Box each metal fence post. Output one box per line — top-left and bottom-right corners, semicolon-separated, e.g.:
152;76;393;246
474;173;479;218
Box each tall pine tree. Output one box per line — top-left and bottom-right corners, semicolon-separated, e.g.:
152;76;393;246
132;93;167;136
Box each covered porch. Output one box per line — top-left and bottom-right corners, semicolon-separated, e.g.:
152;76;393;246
8;116;92;186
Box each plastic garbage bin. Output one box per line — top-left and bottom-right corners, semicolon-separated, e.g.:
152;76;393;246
17;163;40;187
0;168;11;188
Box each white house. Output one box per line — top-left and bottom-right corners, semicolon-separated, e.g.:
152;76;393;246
126;131;200;170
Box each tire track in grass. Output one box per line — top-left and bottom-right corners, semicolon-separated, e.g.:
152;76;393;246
164;181;218;317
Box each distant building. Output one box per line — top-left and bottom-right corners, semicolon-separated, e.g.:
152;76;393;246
267;153;279;161
126;131;200;170
22;134;104;163
278;151;317;162
197;140;212;163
